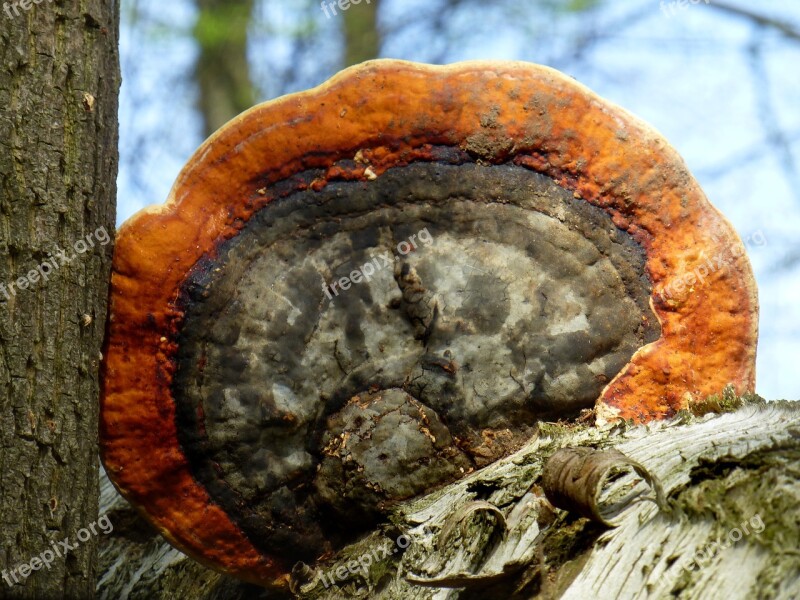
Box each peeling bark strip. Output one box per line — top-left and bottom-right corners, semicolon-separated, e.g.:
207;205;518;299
541;447;667;527
100;60;758;590
0;0;119;598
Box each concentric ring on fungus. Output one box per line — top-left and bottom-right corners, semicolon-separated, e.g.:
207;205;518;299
100;60;758;590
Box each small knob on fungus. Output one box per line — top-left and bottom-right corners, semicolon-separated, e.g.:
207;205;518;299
316;388;472;524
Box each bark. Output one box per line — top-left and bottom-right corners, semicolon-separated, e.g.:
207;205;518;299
193;0;255;138
0;0;120;598
343;0;380;66
97;398;800;599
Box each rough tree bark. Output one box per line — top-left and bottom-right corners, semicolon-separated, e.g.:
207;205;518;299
96;397;800;599
0;0;119;598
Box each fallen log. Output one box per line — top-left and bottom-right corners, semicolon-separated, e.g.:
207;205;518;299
98;396;800;599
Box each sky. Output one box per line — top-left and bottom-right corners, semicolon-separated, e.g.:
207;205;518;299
117;0;800;400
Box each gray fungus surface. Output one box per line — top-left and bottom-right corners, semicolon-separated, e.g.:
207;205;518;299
172;161;660;561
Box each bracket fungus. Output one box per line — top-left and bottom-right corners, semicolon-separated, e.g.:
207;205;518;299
100;60;758;588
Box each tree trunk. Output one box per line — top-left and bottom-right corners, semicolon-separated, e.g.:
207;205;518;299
194;0;255;138
96;399;800;599
0;0;119;598
343;0;381;66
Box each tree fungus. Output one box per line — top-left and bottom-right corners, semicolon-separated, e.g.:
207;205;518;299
100;60;757;589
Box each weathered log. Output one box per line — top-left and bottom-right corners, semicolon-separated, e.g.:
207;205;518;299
98;397;800;599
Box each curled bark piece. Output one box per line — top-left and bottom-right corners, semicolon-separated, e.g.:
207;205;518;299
541;447;667;527
439;500;508;549
406;501;509;587
289;562;316;595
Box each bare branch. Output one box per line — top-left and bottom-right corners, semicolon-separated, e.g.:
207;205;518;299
707;1;800;42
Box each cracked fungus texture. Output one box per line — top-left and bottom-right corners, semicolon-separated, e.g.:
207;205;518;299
171;161;660;560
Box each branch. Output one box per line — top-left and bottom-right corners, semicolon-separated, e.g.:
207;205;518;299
707;1;800;42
